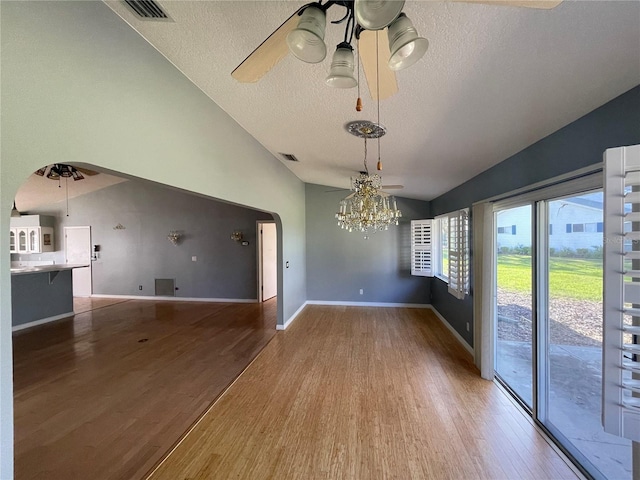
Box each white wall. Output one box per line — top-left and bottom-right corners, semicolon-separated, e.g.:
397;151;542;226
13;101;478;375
0;2;306;476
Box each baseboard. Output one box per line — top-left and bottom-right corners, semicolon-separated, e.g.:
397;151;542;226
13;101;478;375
90;294;258;303
305;301;431;308
12;311;74;332
277;302;308;331
427;305;474;356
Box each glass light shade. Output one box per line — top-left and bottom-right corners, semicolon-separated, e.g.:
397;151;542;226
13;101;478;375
286;6;327;64
326;44;357;88
387;13;428;71
355;0;405;30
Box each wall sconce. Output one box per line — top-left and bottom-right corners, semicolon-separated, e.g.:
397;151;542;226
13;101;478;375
231;231;243;242
167;231;182;246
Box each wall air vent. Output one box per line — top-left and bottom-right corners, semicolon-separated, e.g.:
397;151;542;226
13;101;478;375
124;0;171;20
280;153;300;162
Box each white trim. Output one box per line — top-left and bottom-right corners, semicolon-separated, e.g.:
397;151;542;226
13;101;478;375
427;305;474;356
277;301;308;330
306;300;431;308
90;294;258;303
12;312;74;332
473;163;603;206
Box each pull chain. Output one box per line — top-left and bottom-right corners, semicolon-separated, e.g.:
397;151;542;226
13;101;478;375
356;37;362;112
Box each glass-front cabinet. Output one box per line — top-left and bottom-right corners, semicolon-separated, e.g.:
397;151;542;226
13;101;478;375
28;228;39;253
17;228;28;253
9;229;16;253
9;223;54;254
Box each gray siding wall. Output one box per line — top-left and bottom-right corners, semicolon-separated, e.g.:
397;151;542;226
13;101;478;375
14;180;272;299
306;183;431;304
430;85;640;346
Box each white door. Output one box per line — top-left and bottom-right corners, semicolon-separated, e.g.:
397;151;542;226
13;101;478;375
64;226;92;297
259;222;277;301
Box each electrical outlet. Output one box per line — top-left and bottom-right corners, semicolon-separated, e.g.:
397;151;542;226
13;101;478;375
359;289;364;295
466;322;470;332
139;285;142;290
192;256;197;262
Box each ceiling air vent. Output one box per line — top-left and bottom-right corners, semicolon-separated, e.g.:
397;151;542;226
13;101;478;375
280;153;300;163
124;0;170;20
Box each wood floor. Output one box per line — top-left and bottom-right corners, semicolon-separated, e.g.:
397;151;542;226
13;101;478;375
13;298;277;480
149;305;579;480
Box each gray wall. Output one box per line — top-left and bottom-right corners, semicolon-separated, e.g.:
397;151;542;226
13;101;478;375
14;180;272;299
306;183;431;304
11;270;73;327
430;85;640;346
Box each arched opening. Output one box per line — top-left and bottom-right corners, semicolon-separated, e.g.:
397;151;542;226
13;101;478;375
9;163;280;479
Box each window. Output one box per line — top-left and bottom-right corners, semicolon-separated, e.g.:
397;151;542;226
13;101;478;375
498;225;516;235
410;220;432;277
434;215;449;281
565;222;604;233
412;209;469;300
448;209;469;299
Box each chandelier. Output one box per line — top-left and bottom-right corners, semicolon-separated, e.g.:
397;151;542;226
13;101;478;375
336;121;401;234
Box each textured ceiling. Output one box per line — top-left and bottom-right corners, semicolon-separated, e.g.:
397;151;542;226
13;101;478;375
105;0;640;201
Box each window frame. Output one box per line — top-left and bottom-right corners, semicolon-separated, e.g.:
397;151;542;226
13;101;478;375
433;214;449;282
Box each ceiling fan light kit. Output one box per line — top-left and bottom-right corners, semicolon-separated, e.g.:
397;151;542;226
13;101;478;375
387;13;429;71
285;6;327;63
354;0;405;31
326;42;358;88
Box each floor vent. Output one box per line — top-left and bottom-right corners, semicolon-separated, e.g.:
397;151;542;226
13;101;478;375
279;153;300;162
155;279;175;296
124;0;171;20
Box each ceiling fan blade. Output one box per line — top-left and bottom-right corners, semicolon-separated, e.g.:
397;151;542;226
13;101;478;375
359;29;398;101
450;0;562;9
382;185;404;189
75;167;100;176
231;9;302;83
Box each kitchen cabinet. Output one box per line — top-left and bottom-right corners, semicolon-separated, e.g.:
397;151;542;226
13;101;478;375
10;216;55;253
9;229;16;253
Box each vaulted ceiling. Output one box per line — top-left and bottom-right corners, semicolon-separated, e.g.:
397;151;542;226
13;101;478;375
105;0;640;201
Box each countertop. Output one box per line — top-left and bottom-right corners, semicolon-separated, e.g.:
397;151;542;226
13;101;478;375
10;264;90;276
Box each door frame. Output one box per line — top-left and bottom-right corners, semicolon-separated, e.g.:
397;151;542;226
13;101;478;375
256;220;277;302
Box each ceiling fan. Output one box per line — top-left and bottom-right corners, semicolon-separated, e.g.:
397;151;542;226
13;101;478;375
232;0;562;101
34;164;100;181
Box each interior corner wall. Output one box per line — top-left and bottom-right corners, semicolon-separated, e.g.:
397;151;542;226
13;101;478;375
17;180;272;299
429;85;640;346
0;2;307;476
305;183;432;304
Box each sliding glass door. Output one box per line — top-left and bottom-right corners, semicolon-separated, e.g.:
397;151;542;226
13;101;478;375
494;185;632;480
495;204;533;408
540;192;631;479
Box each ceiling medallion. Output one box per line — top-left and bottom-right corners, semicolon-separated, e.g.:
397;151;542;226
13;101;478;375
345;120;386;139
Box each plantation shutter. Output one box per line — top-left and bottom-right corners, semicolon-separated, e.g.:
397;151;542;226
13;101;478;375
603;144;640;442
448;209;469;300
411;220;433;277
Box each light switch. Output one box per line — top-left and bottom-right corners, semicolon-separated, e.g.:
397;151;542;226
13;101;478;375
192;256;197;262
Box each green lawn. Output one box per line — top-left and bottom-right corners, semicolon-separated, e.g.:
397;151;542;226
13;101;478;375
497;254;602;302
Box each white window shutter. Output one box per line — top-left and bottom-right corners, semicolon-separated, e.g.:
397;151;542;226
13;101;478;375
603;144;640;442
448;209;469;300
411;220;433;277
